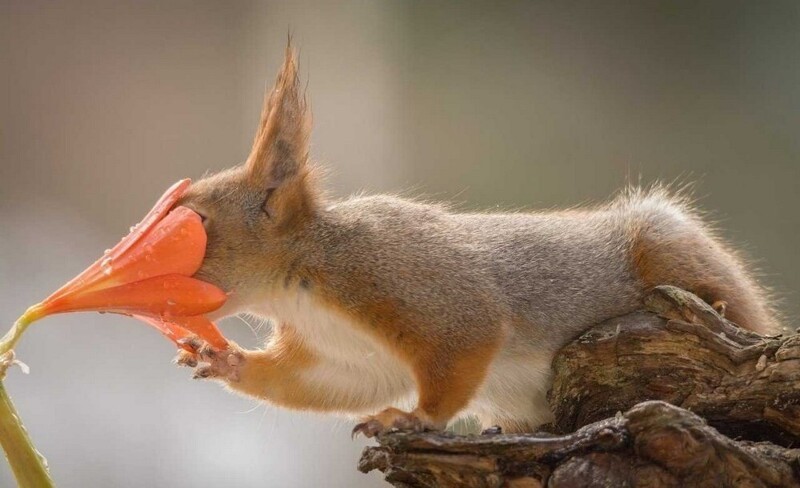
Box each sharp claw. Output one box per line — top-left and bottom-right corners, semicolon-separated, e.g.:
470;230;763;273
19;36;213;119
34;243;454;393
173;351;198;367
192;367;214;379
351;423;367;439
177;336;203;353
177;356;198;368
352;419;385;439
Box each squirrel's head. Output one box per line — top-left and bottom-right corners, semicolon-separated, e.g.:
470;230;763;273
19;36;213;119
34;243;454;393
178;46;321;310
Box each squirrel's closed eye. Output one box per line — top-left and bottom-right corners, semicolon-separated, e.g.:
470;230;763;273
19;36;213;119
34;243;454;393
262;188;276;218
191;209;209;226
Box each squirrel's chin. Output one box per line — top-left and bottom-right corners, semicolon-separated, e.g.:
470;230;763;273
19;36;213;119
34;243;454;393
203;293;247;322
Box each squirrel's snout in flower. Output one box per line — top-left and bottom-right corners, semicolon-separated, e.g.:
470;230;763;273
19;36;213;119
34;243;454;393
26;179;230;351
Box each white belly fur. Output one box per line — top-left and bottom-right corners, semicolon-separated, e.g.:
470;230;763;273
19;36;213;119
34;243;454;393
470;352;554;427
249;288;554;425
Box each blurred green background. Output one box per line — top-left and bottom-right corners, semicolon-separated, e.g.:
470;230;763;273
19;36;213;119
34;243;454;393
1;1;798;487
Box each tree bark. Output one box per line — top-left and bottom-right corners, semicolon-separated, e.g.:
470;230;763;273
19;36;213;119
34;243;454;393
359;286;800;487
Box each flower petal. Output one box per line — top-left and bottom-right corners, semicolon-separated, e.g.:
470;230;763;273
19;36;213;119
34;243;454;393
40;274;227;317
27;178;232;353
134;314;196;351
43;179;193;303
133;315;228;351
99;206;206;286
115;179;194;259
166;315;228;351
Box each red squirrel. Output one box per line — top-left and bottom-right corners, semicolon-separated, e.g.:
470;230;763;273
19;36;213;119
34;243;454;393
174;46;780;437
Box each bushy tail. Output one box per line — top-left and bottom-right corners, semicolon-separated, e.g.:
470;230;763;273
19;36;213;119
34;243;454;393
619;185;782;335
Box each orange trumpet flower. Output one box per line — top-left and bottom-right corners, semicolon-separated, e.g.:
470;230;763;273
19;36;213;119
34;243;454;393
20;179;229;351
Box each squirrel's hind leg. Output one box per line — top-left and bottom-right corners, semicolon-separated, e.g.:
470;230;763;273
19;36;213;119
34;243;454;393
352;337;502;438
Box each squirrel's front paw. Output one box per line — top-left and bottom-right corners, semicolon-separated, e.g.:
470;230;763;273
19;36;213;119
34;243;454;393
352;407;435;438
173;337;244;382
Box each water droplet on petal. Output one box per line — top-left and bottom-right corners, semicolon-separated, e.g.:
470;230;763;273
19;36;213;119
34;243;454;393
103;249;111;255
143;244;156;263
166;299;176;306
101;257;113;276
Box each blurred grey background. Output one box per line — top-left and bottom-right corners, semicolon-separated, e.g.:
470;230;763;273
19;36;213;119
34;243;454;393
1;1;799;487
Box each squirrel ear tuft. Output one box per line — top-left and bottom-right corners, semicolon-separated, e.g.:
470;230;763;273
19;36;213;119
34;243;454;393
245;42;316;221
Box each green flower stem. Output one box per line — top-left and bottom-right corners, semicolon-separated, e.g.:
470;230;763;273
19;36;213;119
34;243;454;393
0;307;40;356
0;310;54;488
0;379;53;487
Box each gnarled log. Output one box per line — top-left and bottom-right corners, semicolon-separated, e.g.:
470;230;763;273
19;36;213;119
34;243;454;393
360;287;800;487
360;401;800;487
550;286;800;446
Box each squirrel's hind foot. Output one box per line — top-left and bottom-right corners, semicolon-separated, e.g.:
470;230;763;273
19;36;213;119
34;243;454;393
352;407;437;438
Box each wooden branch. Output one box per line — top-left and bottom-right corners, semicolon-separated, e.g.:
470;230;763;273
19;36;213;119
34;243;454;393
360;400;800;487
550;285;800;446
360;287;800;487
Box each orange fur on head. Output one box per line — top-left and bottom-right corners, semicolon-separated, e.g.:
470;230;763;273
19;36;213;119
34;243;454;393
178;45;322;296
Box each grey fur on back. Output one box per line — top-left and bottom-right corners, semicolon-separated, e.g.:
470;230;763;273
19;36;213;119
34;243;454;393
463;208;643;351
309;185;776;356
